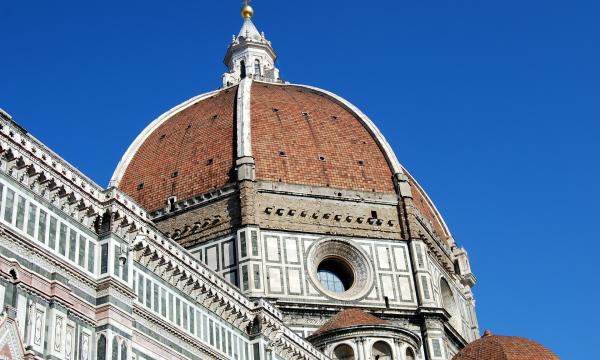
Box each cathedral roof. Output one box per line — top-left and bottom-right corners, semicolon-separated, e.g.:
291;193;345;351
238;18;261;40
111;79;451;240
311;308;388;337
251;83;396;193
453;331;559;360
115;87;237;212
113;82;398;211
110;5;453;247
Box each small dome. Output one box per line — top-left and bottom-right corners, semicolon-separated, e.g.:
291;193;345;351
310;308;388;337
453;332;559;360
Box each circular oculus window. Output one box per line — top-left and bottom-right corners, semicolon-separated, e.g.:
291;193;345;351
307;239;373;300
317;258;354;293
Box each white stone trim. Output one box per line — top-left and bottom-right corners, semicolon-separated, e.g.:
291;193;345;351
402;167;452;237
236;78;253;158
282;82;453;237
110;79;452;237
109;87;226;187
290;83;404;175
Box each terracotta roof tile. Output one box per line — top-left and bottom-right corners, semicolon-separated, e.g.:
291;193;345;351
119;83;398;212
453;333;559;360
311;308;388;337
408;174;449;241
119;87;237;211
251;83;396;193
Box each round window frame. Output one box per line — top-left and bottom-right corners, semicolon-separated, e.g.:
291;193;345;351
317;257;355;293
306;238;374;301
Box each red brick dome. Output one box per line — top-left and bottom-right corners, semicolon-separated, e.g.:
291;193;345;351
453;333;559;360
113;82;397;209
116;86;238;212
250;84;395;193
111;80;451;242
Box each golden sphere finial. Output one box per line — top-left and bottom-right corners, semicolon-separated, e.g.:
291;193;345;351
241;3;254;19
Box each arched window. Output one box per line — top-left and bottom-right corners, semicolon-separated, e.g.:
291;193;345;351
440;278;461;330
121;341;128;360
332;344;355;360
371;341;393;360
111;337;119;360
254;59;261;76
240;60;246;78
96;335;106;360
406;347;416;360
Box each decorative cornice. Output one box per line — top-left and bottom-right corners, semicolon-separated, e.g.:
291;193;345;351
132;234;328;360
308;324;421;351
133;306;229;360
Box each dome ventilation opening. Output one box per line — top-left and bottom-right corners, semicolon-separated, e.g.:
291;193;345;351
9;268;18;282
167;196;177;212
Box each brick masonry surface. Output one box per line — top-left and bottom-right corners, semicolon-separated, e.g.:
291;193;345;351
251;83;396;193
453;335;560;360
120;87;238;211
408;175;449;241
119;81;449;249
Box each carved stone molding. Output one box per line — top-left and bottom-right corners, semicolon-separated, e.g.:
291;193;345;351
305;238;374;301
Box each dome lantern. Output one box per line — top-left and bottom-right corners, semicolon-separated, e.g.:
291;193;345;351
222;1;281;87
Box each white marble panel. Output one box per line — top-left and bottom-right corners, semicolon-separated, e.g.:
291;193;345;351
222;241;235;268
268;267;283;293
206;246;218;271
381;274;396;300
377;246;391;270
398;275;413;302
266;236;280;262
393;246;408;271
284;237;299;264
287;268;302;294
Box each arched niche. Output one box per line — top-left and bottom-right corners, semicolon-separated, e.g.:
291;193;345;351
96;335;106;360
441;278;461;330
406;347;416;360
371;340;393;360
332;343;355;360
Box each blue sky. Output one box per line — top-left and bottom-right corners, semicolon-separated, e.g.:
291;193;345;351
1;1;598;358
